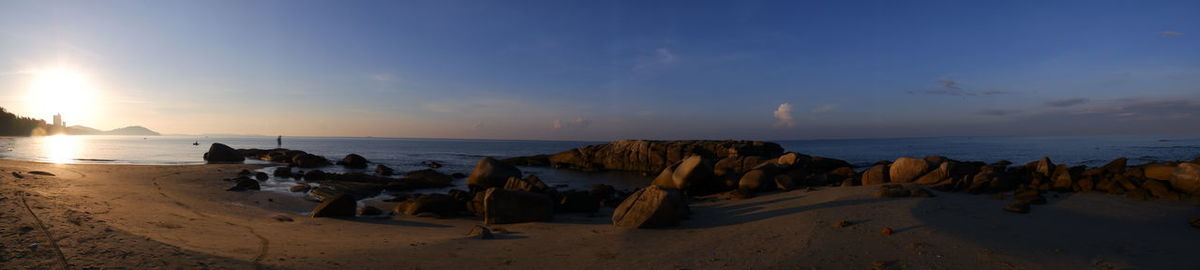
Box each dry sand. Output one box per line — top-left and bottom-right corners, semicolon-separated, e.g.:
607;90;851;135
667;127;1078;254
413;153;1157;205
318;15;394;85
1;159;1198;269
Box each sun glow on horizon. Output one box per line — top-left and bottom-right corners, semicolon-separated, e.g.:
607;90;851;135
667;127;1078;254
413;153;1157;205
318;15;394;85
42;134;81;164
23;67;101;125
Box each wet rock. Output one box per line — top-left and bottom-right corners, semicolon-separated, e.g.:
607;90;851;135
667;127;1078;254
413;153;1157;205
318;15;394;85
889;157;932;183
395;194;463;217
311;193;357;218
424;161;443;168
292;153;331;168
254;172;269;181
450;172;467;178
467;157;523;190
288;184;311;193
337;154;370;169
375;165;395;176
304;170;328;181
273;167;294;178
226;177;260;191
358;206;383;216
404;169;454;187
204;143;245;163
518;140;783;173
11;172;23;178
27;171;54;176
861;164;890;185
612;185;689;228
479;188;556;224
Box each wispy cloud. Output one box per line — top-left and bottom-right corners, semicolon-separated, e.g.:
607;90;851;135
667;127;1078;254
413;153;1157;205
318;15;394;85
1160;30;1184;36
810;104;837;113
552;117;592;130
633;48;679;73
977;109;1017;116
1045;98;1089;107
773;103;796;128
906;79;1007;96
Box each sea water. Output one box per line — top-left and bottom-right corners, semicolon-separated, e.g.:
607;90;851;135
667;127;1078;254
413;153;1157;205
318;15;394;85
1;134;1197;192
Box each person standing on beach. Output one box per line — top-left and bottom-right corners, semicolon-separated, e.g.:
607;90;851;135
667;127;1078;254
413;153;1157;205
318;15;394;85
277;135;282;148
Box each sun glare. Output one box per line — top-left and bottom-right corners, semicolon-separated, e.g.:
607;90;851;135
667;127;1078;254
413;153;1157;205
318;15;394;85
24;68;99;123
43;134;81;164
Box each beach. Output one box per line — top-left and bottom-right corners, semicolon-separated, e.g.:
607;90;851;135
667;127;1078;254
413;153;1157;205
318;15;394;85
3;159;1198;269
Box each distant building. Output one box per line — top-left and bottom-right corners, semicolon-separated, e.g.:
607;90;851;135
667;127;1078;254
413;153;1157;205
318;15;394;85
53;113;63;127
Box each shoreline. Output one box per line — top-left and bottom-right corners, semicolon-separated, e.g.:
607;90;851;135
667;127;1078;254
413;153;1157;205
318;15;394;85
1;159;1198;269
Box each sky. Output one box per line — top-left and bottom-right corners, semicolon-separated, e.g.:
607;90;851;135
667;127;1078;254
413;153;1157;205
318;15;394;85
0;0;1197;140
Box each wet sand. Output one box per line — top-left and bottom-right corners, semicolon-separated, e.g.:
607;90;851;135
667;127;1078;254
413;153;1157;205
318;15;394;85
1;159;1198;269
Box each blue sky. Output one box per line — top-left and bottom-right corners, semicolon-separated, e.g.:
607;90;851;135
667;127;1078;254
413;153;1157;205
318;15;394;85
0;0;1197;140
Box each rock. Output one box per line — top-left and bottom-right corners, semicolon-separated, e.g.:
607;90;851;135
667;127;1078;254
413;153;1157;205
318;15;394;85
774;174;796;191
404;169;454;187
776;152;807;168
303;170;328;181
254;172;269;181
273;167;294;178
589;184;616;200
1169;163;1200;195
881;227;893;236
861;164;890;185
467;225;495;239
558;191;600;213
467;157;523;190
914;161;951;185
358;206;383;216
395;194;463;217
424;161;443;168
375;165;395;176
479;188;556;224
1142;179;1181;200
27;171;54;176
1034;157;1055;177
238;169;253;176
720;188;753;200
1143;163;1176;181
612;185;689;228
311;193;357;218
226;177;260;191
737;169;770;192
336;154;370;169
503;175;549;193
1051;165;1074;191
522;140;784;173
889;157;932;183
1004;202;1030;214
451;173;467;178
289;184;311;193
1190;217;1200;229
876;184;914;198
292;153;331;168
203;143;245;163
652;155;719;195
1076;177;1095;192
1100;157;1128;175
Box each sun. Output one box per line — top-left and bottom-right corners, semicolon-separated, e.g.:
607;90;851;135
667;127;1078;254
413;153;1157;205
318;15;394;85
24;68;99;123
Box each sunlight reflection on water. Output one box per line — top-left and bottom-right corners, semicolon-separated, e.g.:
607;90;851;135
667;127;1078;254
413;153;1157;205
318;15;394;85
43;135;82;164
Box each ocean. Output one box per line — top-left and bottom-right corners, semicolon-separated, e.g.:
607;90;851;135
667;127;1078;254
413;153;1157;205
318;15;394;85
1;134;1197;192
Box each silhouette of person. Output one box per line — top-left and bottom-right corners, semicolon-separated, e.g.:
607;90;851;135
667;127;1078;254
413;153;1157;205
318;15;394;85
277;135;282;148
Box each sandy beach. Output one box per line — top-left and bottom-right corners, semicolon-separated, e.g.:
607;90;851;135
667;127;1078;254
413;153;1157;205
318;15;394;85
0;159;1196;269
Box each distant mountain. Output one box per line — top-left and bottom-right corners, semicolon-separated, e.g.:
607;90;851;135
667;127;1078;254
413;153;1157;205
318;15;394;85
67;125;161;136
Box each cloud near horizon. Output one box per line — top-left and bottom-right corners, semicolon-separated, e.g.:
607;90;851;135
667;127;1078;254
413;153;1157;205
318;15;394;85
906;79;1008;96
552;117;592;130
1160;30;1184;36
1045;98;1089;107
773;103;796;128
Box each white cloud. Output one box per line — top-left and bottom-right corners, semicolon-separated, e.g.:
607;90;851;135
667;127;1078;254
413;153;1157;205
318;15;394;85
773;103;796;128
1161;30;1184;36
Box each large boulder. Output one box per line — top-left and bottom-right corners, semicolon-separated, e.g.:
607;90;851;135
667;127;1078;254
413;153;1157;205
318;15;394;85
503;175;549;193
1169;163;1200;195
203;143;245;163
1143;163;1175;181
611;185;688;228
292;154;331;168
651;155;717;193
737;169;770;192
394;194;463;217
311;194;357;218
889;157;932;183
336;154;369;169
226;177;260;191
404;169;454;187
861;164;890;185
375;165;395;176
467;157;523;190
479;188;555;224
1034;157;1055;177
915;162;951;185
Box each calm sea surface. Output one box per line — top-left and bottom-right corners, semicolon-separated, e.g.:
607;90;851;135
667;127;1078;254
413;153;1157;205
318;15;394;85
1;134;1197;192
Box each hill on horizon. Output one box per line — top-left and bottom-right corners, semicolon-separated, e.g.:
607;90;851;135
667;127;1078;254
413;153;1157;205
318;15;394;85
66;125;161;136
